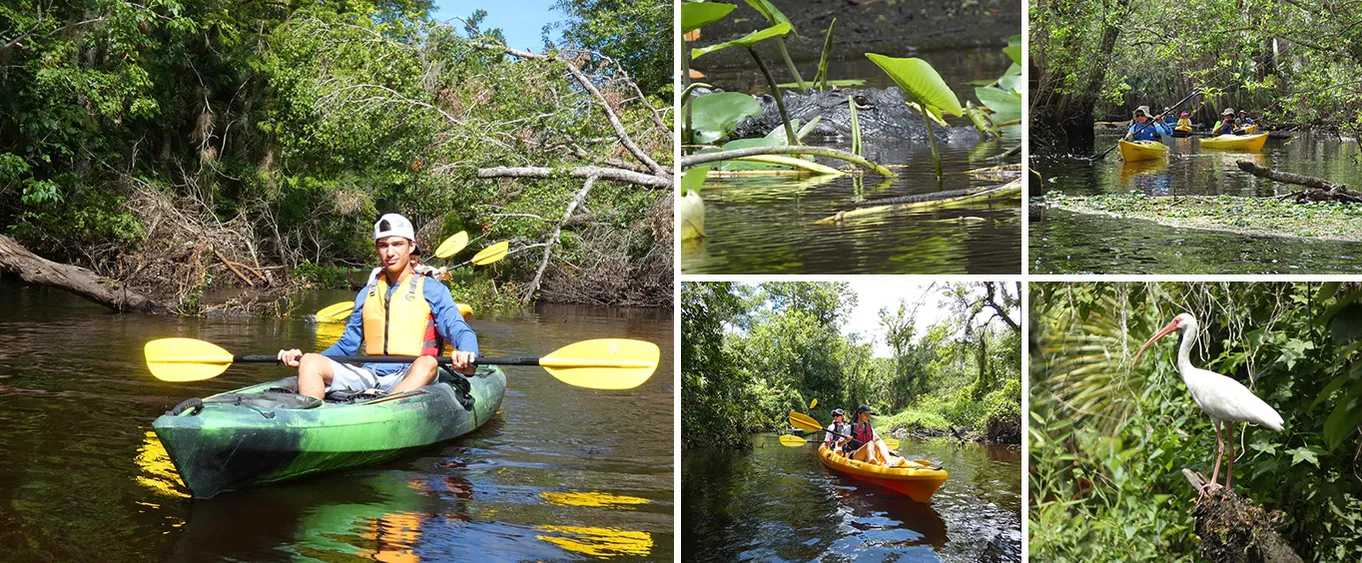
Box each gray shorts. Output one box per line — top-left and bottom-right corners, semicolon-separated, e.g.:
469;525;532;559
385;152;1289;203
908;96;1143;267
325;358;411;393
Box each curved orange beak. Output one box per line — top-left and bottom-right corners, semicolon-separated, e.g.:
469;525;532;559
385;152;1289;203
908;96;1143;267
1134;319;1181;365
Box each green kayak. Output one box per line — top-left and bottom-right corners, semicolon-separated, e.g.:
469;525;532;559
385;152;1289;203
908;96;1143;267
153;367;506;498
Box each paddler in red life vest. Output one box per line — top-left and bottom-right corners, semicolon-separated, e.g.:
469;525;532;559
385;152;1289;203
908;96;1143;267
277;213;478;400
848;405;910;467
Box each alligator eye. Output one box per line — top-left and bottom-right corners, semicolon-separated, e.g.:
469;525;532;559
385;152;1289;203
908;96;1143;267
852;95;872;109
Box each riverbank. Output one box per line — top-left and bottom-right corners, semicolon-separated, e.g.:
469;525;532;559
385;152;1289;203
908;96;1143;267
1039;192;1362;242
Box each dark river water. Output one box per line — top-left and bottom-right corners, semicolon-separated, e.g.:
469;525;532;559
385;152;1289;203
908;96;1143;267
681;434;1021;562
0;279;674;561
1031;130;1362;274
683;48;1022;274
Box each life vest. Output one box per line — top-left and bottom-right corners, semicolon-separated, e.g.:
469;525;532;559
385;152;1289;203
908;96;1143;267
361;271;442;356
1214;120;1236;135
852;422;875;444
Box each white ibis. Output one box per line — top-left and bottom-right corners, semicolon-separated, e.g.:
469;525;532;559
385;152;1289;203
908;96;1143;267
1134;313;1284;495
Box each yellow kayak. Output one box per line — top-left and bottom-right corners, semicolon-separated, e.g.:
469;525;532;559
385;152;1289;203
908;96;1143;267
1118;139;1170;162
1201;132;1268;151
818;443;948;502
1175;125;1193;133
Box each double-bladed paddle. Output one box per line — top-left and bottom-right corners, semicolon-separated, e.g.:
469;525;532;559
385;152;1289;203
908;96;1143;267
145;337;660;390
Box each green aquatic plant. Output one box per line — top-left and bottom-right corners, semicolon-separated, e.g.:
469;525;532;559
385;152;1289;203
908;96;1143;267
743;0;807;92
693;23;799;144
865;54;964;177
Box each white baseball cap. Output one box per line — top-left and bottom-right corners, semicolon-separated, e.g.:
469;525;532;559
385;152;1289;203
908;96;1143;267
373;213;415;241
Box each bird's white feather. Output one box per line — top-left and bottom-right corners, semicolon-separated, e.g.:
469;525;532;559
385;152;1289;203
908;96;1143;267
1184;367;1284;430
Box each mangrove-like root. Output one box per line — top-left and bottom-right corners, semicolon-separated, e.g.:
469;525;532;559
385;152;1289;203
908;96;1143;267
1236;160;1362;203
812;179;1020;224
1181;469;1303;563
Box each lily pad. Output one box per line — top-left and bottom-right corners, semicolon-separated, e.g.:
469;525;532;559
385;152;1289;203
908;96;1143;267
681;165;711;193
682;2;735;34
692;23;791;59
864;54;963;117
689;92;761;143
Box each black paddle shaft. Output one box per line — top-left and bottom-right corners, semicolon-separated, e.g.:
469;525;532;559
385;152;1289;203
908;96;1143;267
237;355;542;366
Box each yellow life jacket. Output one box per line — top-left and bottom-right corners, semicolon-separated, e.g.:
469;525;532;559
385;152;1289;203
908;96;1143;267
362;271;438;356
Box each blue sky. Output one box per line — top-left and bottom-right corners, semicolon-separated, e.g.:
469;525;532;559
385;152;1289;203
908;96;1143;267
430;0;566;52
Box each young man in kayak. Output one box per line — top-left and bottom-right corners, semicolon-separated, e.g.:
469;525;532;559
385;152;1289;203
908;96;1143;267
278;213;478;400
1212;108;1238;136
824;409;851;450
1123;105;1172;141
847;405;909;467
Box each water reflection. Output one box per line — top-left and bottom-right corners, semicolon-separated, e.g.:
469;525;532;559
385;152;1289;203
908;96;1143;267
682;434;1020;562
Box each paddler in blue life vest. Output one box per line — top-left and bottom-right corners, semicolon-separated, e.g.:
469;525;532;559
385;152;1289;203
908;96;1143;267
847;405;910;467
1212;108;1238;136
1124;105;1173;142
1235;109;1256;132
277;213;478;400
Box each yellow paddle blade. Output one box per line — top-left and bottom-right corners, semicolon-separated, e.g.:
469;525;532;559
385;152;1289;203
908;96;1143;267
789;410;822;432
145;338;235;382
434;231;469;259
883;438;901;450
539;339;659;390
316;301;354;322
471;241;509;265
779;435;808;447
809;398;818;409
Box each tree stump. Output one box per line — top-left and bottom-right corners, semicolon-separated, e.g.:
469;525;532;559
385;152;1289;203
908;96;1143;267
1181;469;1302;563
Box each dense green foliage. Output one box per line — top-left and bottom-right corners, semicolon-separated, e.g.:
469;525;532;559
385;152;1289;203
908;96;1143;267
548;0;671;95
1031;282;1362;561
0;0;670;309
681;281;1021;448
1032;0;1362;144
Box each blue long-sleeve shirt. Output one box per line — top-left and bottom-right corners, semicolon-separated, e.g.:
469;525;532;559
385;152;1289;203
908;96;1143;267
1126;121;1172;141
323;275;479;376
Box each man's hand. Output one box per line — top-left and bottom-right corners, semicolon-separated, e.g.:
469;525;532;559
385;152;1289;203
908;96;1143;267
449;350;477;374
278;349;303;367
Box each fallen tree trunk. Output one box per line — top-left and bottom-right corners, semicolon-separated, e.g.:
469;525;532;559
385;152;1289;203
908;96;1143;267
0;236;169;313
1181;468;1303;563
1236;161;1362;203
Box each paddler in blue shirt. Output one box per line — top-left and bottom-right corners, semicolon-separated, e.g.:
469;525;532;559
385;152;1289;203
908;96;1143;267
277;213;478;399
1124;105;1173;141
1212;108;1238;136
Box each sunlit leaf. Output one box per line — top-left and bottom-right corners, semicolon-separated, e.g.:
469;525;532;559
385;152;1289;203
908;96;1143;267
682;2;735;33
692;23;791;59
864;54;964;117
743;0;797;37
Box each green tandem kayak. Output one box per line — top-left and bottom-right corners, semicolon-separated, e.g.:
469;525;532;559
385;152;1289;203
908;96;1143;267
153;367;506;498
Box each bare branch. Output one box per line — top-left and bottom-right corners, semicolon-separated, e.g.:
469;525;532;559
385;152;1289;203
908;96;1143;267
477;165;671;189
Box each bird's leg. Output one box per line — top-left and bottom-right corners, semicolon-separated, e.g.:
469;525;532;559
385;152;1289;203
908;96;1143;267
1225;422;1235;492
1203;421;1225;498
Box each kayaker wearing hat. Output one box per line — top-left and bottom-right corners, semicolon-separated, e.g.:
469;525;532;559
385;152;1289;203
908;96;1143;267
1235;109;1256;132
824;409;852;450
1212;108;1238;136
1123;105;1172;142
278;213;478;400
847;405;906;467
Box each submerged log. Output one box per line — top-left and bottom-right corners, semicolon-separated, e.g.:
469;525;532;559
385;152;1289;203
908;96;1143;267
0;235;168;313
812;179;1020;225
1181;469;1303;563
1235;161;1362;203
